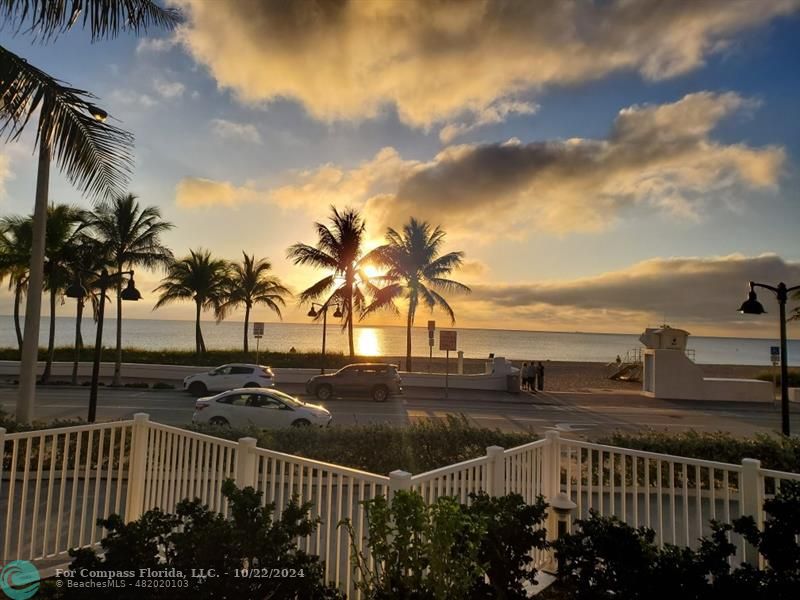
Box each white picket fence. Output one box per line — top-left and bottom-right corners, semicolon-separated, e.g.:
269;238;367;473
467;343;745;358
2;416;799;596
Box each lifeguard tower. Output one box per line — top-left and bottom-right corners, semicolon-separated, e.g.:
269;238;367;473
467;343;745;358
641;326;772;402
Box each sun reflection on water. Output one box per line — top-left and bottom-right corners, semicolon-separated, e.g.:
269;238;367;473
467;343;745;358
356;328;382;356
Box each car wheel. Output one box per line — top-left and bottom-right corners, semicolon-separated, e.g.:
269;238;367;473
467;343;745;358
372;385;389;403
292;418;311;427
188;381;207;396
244;382;259;388
209;416;229;427
316;385;333;401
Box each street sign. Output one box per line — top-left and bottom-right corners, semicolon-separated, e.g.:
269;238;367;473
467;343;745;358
770;345;780;365
439;330;457;351
253;322;264;338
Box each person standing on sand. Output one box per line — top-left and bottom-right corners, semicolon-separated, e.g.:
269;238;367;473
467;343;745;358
528;360;537;394
520;362;529;390
536;361;545;391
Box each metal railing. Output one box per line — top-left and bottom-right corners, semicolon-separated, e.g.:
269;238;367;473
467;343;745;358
2;415;798;591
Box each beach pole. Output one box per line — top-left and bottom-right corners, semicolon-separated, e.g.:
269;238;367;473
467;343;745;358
445;350;449;399
256;337;260;366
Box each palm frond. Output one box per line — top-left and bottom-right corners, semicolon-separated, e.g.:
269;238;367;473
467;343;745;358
1;0;182;42
0;45;134;199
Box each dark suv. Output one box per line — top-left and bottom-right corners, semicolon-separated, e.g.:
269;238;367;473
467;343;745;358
305;363;402;402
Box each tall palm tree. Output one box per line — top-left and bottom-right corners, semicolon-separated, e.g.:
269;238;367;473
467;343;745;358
41;204;91;382
90;194;174;384
154;249;230;355
0;1;181;423
366;218;471;371
0;216;32;351
218;252;291;353
287;207;375;358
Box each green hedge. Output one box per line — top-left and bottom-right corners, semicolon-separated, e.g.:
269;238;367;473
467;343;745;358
0;345;363;369
190;415;537;474
597;430;800;473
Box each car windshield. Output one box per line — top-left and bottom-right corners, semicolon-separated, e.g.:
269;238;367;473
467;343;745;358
269;389;304;406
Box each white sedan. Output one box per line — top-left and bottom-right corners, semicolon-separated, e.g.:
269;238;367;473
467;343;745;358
183;363;274;396
192;388;331;429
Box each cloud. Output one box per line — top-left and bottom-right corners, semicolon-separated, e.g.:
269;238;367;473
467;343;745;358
466;254;800;331
439;100;538;143
110;89;158;108
0;152;12;200
172;0;799;128
175;177;259;209
153;78;185;99
267;93;784;238
211;119;262;144
136;37;178;53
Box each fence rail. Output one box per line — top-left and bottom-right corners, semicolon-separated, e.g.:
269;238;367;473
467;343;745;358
2;415;798;593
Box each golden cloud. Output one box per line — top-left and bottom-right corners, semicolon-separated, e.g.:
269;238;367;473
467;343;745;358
175;177;258;209
172;0;799;130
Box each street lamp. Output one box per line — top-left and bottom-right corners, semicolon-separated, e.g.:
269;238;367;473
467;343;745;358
66;268;141;422
739;281;800;436
307;301;342;374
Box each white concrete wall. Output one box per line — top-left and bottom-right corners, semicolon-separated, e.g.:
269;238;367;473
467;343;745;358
642;350;772;402
0;361;511;391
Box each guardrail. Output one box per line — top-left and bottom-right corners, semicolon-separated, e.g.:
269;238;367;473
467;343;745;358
2;417;797;593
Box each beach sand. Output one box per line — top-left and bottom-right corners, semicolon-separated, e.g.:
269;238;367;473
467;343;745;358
382;356;770;393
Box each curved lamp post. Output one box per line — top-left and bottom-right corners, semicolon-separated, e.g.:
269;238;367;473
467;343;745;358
66;268;141;422
308;301;342;374
739;281;800;436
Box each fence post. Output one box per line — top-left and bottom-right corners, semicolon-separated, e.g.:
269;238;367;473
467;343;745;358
740;458;763;567
125;413;150;522
542;430;561;502
486;446;505;496
388;469;412;502
235;437;258;489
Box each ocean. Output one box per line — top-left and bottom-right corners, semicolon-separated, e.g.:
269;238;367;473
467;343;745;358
0;316;797;366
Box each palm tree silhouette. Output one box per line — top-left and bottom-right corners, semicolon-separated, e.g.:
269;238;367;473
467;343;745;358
41;204;92;382
366;218;470;371
288;206;375;358
90;194;173;384
154;249;230;355
218;252;291;353
0;216;32;351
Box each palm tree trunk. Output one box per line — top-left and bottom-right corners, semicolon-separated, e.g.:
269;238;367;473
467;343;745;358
243;304;250;353
72;299;84;385
13;283;23;352
347;292;355;358
406;303;414;372
42;288;57;383
195;300;203;355
113;267;123;386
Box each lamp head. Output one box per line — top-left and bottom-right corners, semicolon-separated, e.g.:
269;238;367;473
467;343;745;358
307;306;318;318
550;492;577;517
738;289;766;315
333;305;343;318
120;276;142;301
65;277;87;299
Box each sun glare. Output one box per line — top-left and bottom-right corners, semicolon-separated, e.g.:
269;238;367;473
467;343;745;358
363;265;381;279
356;328;382;356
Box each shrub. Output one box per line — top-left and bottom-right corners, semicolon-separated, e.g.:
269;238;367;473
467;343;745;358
123;381;150;388
554;481;800;600
343;490;548;600
597;430;800;473
43;480;343;599
152;382;175;389
755;369;800;388
189;415;537;474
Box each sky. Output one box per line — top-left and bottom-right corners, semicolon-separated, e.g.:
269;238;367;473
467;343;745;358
1;0;799;338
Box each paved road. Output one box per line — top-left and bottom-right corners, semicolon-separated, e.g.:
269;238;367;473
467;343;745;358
1;384;795;438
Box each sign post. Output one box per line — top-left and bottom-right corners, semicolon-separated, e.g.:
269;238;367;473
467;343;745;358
428;320;435;373
253;322;264;365
770;345;780;402
439;330;457;399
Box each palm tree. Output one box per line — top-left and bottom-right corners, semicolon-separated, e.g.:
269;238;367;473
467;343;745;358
41;204;92;382
366;218;471;371
0;1;181;423
90;194;174;384
218;252;291;353
154;249;230;355
0;216;32;351
287;207;375;358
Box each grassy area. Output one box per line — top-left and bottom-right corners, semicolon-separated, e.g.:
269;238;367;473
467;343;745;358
755;368;800;388
0;345;361;369
598;429;800;473
189;415;537;474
